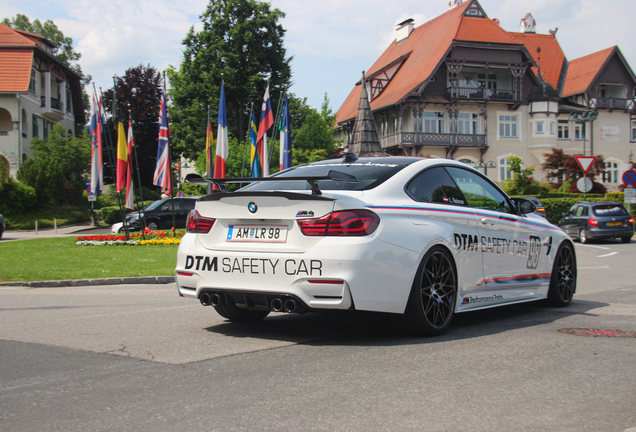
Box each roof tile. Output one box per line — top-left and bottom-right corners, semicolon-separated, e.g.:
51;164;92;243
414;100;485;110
0;49;34;92
562;46;615;97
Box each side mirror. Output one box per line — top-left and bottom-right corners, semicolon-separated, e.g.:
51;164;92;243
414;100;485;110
513;198;536;215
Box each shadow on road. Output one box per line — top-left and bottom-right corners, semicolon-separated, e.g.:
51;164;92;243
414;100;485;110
204;299;609;346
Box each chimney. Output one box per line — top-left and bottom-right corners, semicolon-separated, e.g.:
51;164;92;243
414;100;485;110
520;13;536;33
449;0;464;8
492;18;500;26
396;18;414;43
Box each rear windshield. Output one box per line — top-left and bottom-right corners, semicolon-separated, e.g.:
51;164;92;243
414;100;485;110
240;162;409;192
592;205;628;216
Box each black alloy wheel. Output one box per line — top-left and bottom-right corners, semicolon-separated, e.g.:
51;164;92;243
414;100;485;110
547;243;576;307
392;246;457;336
147;221;159;231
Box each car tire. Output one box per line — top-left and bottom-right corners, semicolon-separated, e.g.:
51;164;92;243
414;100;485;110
391;246;457;336
546;242;577;307
147;221;159;231
213;304;270;322
621;236;631;243
579;229;589;244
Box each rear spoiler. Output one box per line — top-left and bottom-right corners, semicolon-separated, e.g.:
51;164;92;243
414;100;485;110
184;170;359;196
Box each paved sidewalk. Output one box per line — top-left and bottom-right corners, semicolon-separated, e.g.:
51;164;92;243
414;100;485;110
2;221;111;241
1;222;175;287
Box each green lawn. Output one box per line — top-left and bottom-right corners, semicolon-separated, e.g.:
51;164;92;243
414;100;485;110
0;237;178;282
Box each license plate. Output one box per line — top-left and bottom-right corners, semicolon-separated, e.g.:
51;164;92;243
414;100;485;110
607;221;622;226
226;225;288;242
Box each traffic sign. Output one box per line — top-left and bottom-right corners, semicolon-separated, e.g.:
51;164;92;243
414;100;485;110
576;177;593;193
575;156;597;174
625;187;636;204
622;170;636;186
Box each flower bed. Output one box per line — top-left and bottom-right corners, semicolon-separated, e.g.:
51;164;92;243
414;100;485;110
77;228;185;246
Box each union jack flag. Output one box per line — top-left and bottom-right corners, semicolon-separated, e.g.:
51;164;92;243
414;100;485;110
153;80;171;192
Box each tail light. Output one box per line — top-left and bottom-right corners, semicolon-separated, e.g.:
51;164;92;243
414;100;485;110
588;217;598;227
297;210;380;236
629;217;634;226
186;209;215;233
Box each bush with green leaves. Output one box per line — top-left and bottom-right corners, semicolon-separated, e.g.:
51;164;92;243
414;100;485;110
0;165;37;215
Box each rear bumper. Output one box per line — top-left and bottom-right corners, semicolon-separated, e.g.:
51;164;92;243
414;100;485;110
586;227;634;239
174;232;419;314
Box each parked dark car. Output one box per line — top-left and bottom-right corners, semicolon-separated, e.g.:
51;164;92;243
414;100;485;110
123;197;201;231
525;197;547;219
558;201;634;243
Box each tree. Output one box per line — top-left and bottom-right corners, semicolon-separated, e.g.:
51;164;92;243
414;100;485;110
16;124;91;204
2;14;81;68
167;0;292;162
102;65;163;189
541;148;606;193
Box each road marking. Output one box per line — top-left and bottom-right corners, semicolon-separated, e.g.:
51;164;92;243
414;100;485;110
578;265;610;269
576;244;610;250
587;303;636;316
597;252;618;258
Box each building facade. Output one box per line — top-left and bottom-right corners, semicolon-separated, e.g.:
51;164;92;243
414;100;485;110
0;24;85;178
335;0;636;190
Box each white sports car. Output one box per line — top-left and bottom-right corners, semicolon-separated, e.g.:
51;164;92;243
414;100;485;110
175;156;576;336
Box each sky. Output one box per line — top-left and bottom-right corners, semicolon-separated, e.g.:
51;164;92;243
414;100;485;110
1;0;635;114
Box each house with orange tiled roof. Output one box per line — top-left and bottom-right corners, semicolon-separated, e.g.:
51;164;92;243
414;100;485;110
335;0;636;190
0;23;85;177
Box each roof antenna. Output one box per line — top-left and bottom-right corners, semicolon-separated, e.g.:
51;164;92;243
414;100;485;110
344;153;359;164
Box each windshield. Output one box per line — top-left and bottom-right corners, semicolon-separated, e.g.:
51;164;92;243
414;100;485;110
144;199;167;211
241;162;409;192
593;205;627;216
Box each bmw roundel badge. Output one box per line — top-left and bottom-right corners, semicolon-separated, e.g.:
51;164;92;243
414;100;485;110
248;202;257;214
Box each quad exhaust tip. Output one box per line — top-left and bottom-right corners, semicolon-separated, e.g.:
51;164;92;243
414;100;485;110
271;298;284;312
284;299;296;313
199;292;210;306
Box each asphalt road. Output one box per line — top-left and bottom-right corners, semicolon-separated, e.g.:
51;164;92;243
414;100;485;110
0;241;635;431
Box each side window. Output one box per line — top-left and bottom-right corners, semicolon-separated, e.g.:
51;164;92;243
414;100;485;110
569;206;579;216
581;206;589;216
445;166;512;213
161;202;180;212
406;167;466;205
182;200;195;211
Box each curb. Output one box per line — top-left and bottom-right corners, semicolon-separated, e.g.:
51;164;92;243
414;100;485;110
1;276;175;288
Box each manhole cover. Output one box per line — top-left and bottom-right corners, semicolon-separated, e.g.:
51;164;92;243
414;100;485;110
558;328;636;338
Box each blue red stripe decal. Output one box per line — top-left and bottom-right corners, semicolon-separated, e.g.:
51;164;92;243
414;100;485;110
476;273;551;287
366;205;560;231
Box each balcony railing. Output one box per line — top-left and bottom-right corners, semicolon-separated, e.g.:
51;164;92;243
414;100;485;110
50;97;63;111
380;132;486;149
592;97;634;111
447;87;520;102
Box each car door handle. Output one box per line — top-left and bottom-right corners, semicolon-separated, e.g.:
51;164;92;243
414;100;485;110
481;218;495;226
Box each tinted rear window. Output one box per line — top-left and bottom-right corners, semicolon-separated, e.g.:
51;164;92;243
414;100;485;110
593;205;627;216
241;162;409;191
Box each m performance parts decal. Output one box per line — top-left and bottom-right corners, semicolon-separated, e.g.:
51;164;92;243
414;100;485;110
184;255;323;276
454;233;542;269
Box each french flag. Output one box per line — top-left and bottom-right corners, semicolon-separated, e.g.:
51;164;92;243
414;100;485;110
256;83;273;176
213;82;228;181
279;96;292;171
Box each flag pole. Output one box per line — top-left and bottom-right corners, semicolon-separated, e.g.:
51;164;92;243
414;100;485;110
206;104;211;180
112;77;131;240
101;83;129;240
269;87;286;165
129;110;146;240
163;71;177;237
241;102;254;179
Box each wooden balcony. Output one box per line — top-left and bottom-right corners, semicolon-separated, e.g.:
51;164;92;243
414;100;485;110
380;132;486;149
591;97;635;111
447;87;520;102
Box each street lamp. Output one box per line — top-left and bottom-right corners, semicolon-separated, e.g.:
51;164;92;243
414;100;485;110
476;160;496;177
568;110;597;156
